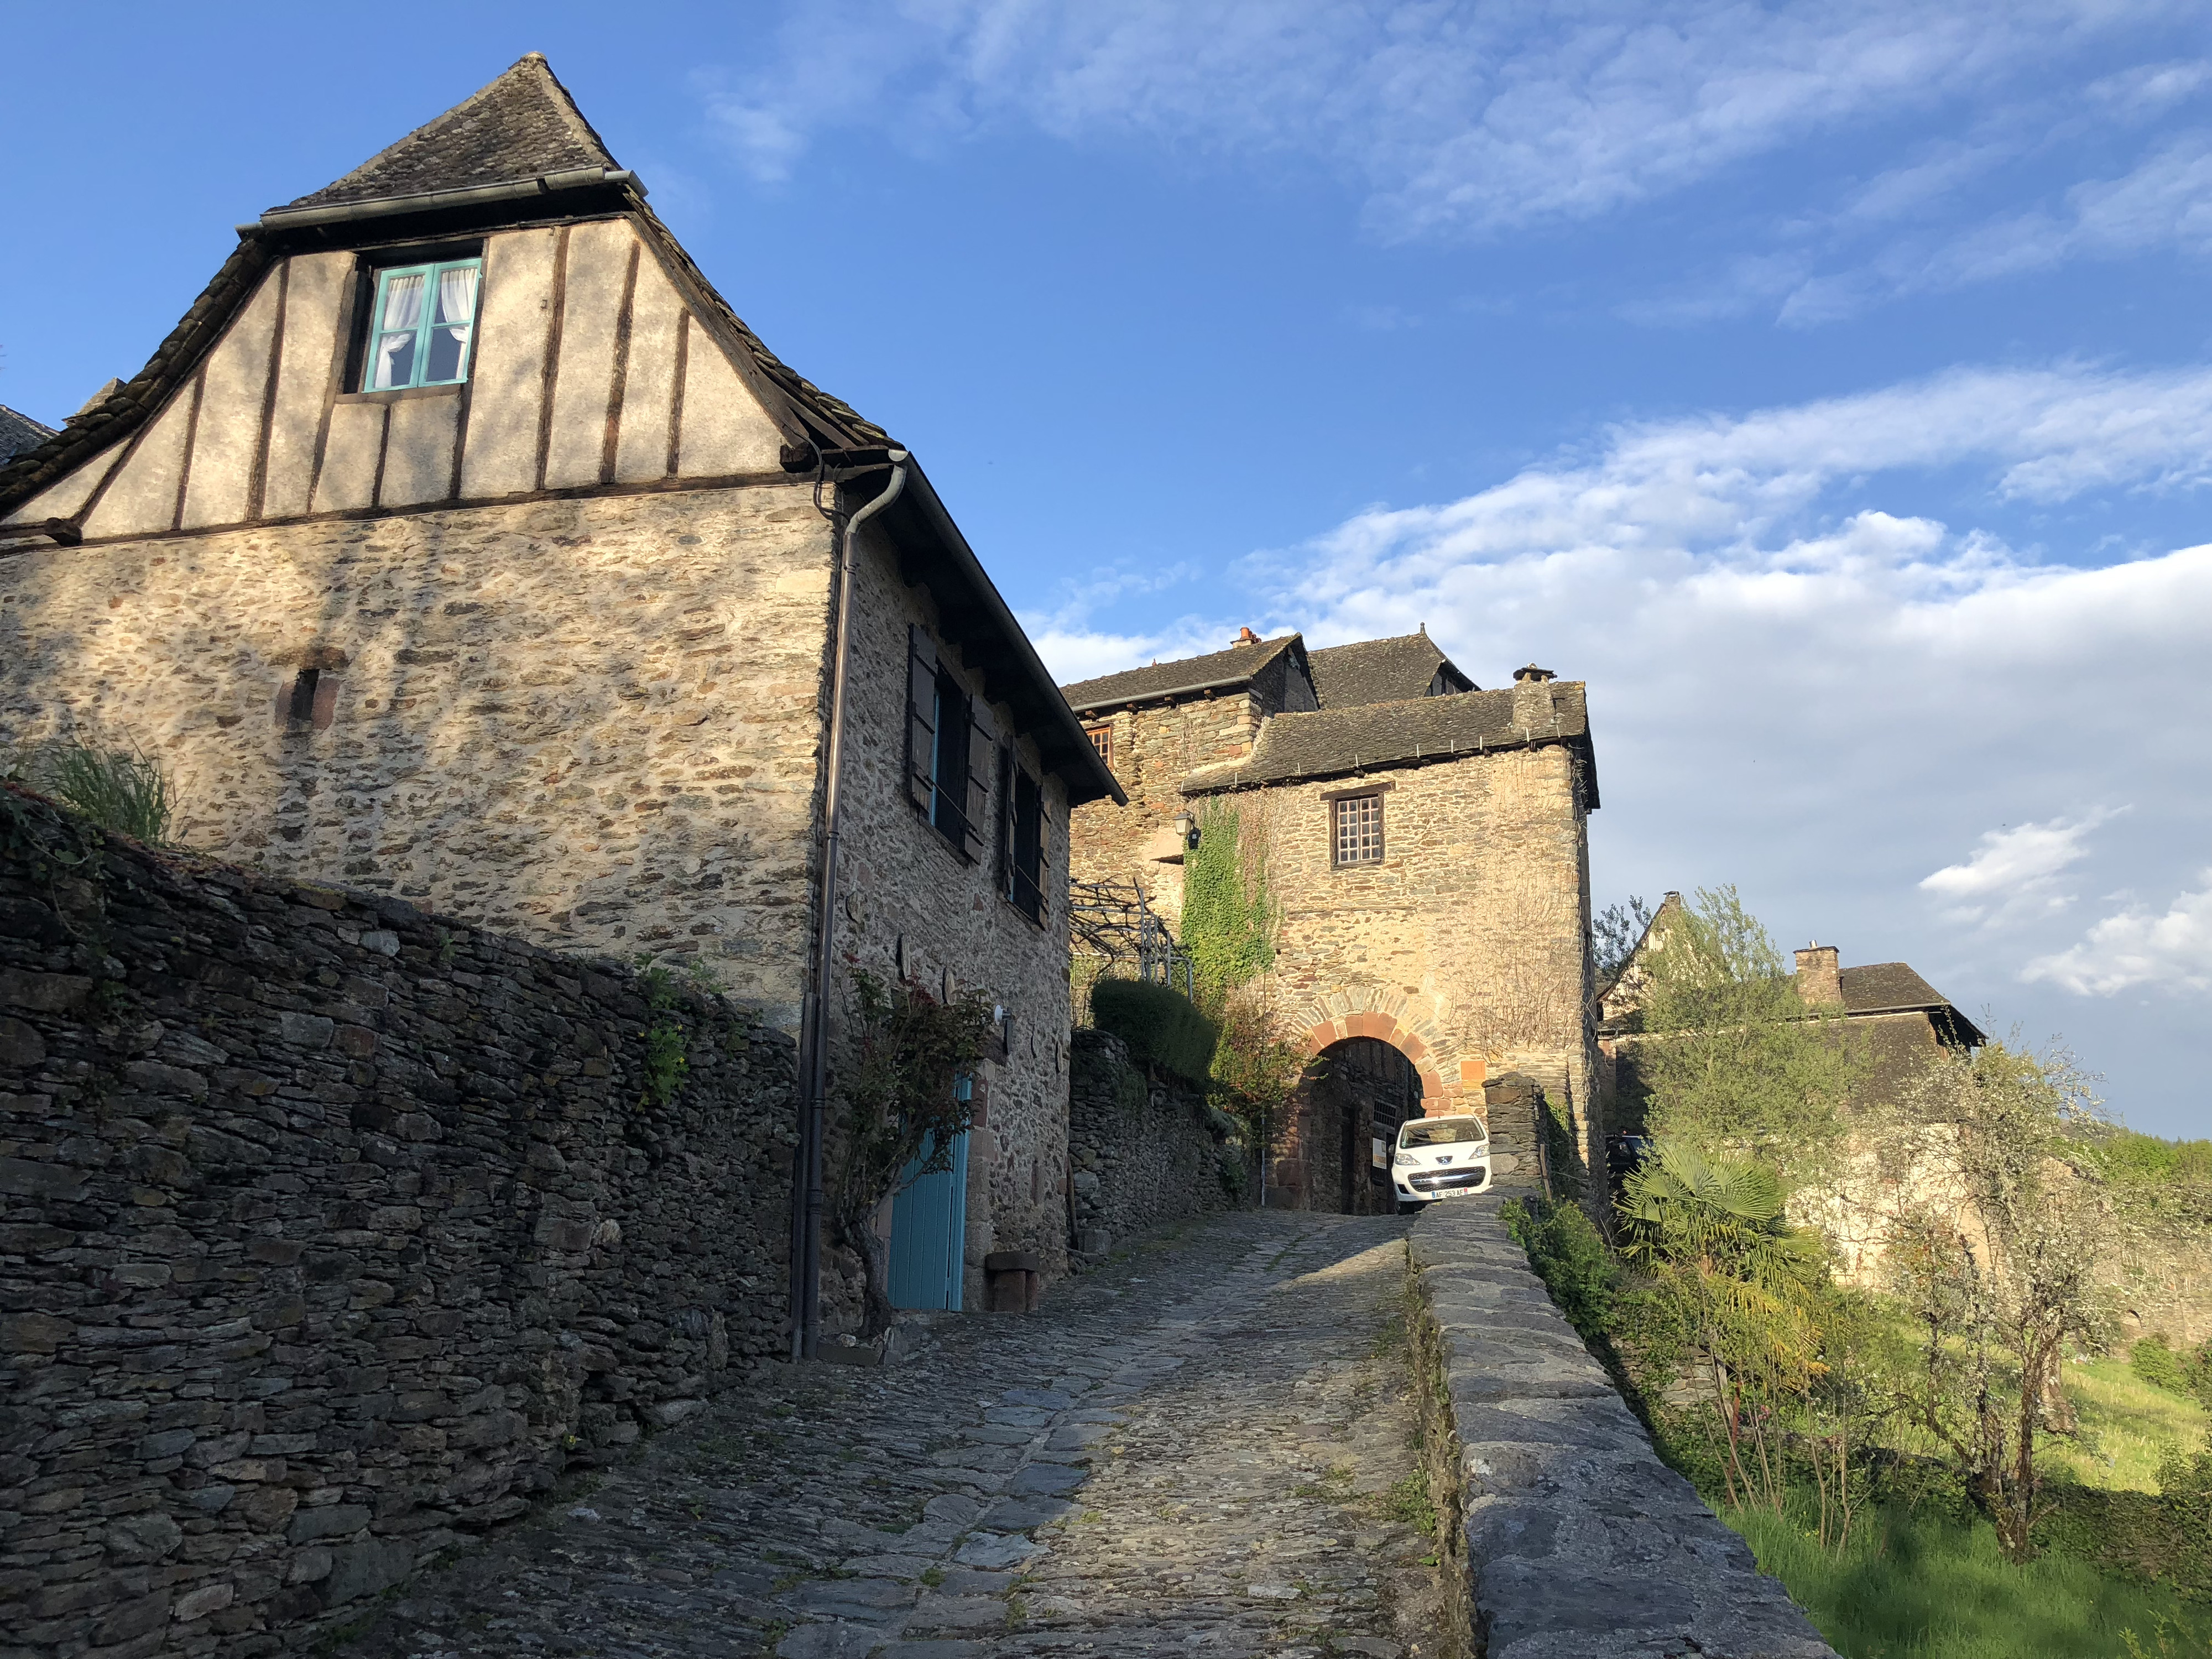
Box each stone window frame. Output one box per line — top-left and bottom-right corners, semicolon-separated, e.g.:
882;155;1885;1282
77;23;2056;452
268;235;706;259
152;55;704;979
1330;791;1385;868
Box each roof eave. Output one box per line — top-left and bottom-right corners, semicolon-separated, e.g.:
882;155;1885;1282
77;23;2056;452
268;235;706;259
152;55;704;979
1176;724;1582;796
1067;671;1260;714
255;167;646;232
881;461;1125;809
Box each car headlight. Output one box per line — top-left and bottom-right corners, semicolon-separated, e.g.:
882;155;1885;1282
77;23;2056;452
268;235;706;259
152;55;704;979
1393;1152;1417;1166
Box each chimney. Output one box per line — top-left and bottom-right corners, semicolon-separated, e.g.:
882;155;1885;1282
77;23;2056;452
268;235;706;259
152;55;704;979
1794;943;1841;1008
1512;663;1555;683
1232;627;1260;647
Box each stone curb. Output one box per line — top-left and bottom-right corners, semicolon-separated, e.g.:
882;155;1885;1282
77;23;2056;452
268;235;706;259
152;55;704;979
1407;1198;1842;1659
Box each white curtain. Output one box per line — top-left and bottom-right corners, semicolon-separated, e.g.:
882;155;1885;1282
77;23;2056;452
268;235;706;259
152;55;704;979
436;265;479;327
371;272;426;389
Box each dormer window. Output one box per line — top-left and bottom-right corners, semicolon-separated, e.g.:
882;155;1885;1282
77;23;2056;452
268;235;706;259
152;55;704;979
362;259;482;390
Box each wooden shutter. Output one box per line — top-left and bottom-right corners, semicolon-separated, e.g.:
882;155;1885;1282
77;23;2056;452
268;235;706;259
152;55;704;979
994;743;1014;896
905;626;938;814
1031;792;1053;921
962;702;997;864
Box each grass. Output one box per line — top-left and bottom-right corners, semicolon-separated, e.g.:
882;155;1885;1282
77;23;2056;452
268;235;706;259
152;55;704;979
2044;1358;2209;1494
12;739;175;844
1728;1501;2211;1659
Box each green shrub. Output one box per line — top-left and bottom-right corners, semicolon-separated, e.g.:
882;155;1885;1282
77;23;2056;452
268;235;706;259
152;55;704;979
2133;1336;2188;1396
1090;977;1218;1084
1501;1194;1620;1339
9;739;175;844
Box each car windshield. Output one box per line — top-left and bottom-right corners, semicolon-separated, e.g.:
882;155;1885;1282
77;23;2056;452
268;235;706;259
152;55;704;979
1400;1118;1486;1148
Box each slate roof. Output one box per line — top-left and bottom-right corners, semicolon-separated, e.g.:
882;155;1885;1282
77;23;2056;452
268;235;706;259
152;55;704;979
1181;683;1594;796
1840;963;1984;1044
1306;632;1474;707
281;54;618;210
0;405;55;466
1061;635;1303;713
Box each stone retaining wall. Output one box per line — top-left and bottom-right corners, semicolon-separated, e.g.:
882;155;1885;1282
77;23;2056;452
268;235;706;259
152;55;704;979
0;787;796;1657
1407;1198;1840;1659
1066;1029;1242;1263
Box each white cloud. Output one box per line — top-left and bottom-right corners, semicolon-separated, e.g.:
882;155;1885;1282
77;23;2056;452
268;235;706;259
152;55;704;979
1914;134;2212;289
1918;810;2121;924
692;1;2180;237
2025;876;2212;994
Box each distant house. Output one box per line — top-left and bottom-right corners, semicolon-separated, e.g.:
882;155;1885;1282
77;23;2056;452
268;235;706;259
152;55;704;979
1065;627;1599;1212
1599;892;1986;1127
0;404;54;466
0;55;1120;1328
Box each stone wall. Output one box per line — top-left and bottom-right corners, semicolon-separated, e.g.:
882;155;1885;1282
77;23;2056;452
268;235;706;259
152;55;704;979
1066;692;1264;928
0;485;836;1026
1408;1199;1839;1659
0;787;795;1657
1065;1029;1241;1262
821;521;1078;1302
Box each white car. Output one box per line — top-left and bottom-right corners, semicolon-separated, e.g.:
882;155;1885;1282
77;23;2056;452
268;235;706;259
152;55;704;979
1391;1115;1493;1206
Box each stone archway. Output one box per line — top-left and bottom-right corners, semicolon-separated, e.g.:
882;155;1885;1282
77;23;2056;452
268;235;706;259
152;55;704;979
1284;985;1480;1109
1266;986;1488;1212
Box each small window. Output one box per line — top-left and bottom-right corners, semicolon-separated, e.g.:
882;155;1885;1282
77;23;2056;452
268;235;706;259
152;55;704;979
1332;794;1383;867
277;667;337;732
1085;723;1112;769
361;259;482;391
928;669;972;847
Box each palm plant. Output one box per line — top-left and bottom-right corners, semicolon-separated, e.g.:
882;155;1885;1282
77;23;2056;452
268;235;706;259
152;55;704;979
1621;1139;1829;1513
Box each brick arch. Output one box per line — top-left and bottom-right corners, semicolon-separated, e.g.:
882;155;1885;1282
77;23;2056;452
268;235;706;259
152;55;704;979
1289;985;1463;1109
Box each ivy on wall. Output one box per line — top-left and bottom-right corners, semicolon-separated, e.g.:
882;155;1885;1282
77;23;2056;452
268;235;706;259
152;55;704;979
1181;801;1276;999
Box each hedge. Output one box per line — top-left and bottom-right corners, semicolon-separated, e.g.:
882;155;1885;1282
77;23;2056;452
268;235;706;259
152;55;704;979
1089;977;1219;1084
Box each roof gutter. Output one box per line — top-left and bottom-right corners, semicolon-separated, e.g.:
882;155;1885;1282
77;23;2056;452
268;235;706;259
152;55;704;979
791;450;909;1363
247;167;645;234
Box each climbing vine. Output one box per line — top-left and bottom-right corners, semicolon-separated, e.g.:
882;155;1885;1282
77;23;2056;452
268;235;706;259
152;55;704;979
1179;801;1304;1180
1181;801;1276;998
829;971;996;1332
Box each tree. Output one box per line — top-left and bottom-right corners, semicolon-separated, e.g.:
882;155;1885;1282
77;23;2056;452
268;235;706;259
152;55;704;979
826;972;995;1333
1619;1140;1830;1513
1884;1039;2111;1561
1623;886;1861;1190
1593;894;1656;985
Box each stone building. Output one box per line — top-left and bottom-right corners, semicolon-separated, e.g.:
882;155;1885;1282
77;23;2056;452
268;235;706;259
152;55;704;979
1063;629;1600;1211
0;55;1119;1322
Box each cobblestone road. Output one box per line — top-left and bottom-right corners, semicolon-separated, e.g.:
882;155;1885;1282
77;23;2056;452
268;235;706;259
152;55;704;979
344;1212;1452;1659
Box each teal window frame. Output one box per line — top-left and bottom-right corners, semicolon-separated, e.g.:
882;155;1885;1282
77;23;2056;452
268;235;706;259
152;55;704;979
359;258;483;392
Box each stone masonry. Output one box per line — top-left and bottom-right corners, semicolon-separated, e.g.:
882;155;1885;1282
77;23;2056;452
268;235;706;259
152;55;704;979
0;55;1116;1321
1408;1198;1841;1658
1065;1029;1241;1264
0;787;796;1657
1067;635;1601;1213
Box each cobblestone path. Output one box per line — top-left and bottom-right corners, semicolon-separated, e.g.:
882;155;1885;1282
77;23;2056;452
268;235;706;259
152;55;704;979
346;1211;1452;1659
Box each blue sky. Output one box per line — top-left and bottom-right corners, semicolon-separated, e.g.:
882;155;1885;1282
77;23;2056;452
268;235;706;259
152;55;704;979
6;3;2208;1138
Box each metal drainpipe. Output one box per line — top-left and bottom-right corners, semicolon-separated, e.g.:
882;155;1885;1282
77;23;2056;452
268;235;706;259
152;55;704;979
791;448;909;1363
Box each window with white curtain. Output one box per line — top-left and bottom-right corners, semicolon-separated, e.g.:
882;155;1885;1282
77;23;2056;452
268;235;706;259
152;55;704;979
361;258;481;391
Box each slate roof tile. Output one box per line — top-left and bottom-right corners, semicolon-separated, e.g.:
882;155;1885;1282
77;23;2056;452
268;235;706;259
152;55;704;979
1305;633;1475;707
1180;684;1592;793
281;54;618;210
1061;635;1302;712
0;404;55;466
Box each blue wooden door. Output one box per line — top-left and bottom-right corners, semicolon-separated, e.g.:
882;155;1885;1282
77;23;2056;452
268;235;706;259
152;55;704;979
888;1130;969;1311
